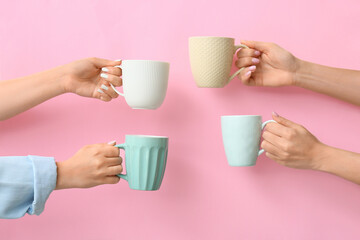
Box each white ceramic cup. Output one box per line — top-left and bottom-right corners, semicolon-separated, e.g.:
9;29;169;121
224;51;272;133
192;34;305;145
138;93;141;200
111;60;170;109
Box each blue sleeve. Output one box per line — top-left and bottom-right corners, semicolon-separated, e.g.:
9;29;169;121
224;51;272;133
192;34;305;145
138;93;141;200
0;155;57;219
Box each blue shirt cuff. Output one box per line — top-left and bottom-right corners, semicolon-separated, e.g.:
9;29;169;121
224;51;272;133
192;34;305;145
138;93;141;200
27;155;57;215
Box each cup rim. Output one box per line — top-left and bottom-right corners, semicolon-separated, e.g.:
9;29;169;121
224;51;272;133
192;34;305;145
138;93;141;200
221;115;262;118
125;134;168;139
189;36;235;40
122;60;170;65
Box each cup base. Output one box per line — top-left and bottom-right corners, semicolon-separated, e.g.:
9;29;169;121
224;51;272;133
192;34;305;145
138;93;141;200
196;84;225;88
228;163;256;167
129;187;160;191
131;107;158;110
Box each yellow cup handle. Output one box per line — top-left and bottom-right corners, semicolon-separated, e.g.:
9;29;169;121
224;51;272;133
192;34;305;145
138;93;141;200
228;44;249;83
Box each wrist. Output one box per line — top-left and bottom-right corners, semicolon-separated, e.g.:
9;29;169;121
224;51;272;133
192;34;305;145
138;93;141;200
310;143;333;172
55;161;72;190
42;66;68;95
293;58;307;87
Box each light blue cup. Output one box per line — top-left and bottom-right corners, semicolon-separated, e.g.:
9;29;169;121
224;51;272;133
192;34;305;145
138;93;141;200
115;135;168;191
221;115;275;166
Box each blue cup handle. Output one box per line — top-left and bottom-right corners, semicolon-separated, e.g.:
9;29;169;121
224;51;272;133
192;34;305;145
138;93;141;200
258;120;277;156
115;143;128;181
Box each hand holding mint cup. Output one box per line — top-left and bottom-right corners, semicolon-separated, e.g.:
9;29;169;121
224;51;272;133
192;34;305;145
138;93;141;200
221;115;275;166
115;135;168;191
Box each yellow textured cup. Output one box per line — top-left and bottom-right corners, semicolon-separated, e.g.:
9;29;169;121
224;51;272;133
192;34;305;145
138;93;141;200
189;36;248;88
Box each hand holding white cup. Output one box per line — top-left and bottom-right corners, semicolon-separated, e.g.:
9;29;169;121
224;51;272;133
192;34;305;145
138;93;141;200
102;60;170;110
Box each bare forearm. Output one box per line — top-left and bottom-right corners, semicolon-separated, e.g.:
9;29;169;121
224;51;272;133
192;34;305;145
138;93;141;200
294;60;360;105
0;67;66;120
315;144;360;184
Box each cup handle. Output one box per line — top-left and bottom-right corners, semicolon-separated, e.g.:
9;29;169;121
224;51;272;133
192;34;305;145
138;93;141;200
115;143;128;181
258;120;276;156
227;44;250;84
110;64;125;97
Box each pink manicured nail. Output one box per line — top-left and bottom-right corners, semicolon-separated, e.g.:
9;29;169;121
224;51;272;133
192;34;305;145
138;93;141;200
252;58;260;64
249;65;256;71
272;112;279;117
245;71;251;77
254;50;261;56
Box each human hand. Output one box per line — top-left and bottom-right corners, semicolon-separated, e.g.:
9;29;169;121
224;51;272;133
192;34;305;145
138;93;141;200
235;41;299;87
261;112;326;170
55;141;122;189
60;58;122;102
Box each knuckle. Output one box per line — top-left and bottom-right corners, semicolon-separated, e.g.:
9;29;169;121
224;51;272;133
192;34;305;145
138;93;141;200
262;131;269;139
282;142;291;152
83;144;92;151
260;141;267;149
111;177;120;184
94;158;104;169
282;151;290;159
93;147;102;156
286;129;296;139
266;122;275;129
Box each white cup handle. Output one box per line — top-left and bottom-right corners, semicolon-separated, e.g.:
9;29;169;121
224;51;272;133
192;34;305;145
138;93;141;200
111;64;124;97
258;120;276;156
228;44;250;83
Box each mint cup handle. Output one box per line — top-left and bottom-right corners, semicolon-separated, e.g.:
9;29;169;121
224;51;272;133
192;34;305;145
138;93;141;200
110;65;124;97
115;143;128;181
258;120;277;156
228;44;250;83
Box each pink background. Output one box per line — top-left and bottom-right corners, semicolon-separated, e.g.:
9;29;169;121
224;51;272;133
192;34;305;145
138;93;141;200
1;0;360;239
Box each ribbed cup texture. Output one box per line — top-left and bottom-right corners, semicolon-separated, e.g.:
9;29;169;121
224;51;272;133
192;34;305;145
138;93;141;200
122;60;169;109
189;37;236;88
126;146;167;191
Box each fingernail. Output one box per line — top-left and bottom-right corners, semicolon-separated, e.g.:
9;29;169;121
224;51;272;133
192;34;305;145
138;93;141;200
101;67;109;72
108;140;116;145
245;71;251;77
100;73;108;79
101;84;108;91
249;65;256;71
252;58;260;64
272;112;279;117
115;59;122;62
254;50;261;56
97;89;104;94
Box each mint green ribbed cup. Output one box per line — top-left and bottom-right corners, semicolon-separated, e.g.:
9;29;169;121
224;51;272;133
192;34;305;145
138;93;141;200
115;135;168;191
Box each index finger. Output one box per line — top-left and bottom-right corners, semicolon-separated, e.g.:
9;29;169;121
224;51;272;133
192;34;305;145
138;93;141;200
237;48;261;58
103;145;120;157
265;122;289;138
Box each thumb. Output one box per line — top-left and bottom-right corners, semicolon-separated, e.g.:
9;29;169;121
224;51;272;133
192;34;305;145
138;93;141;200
241;40;271;53
272;112;298;128
91;58;121;68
